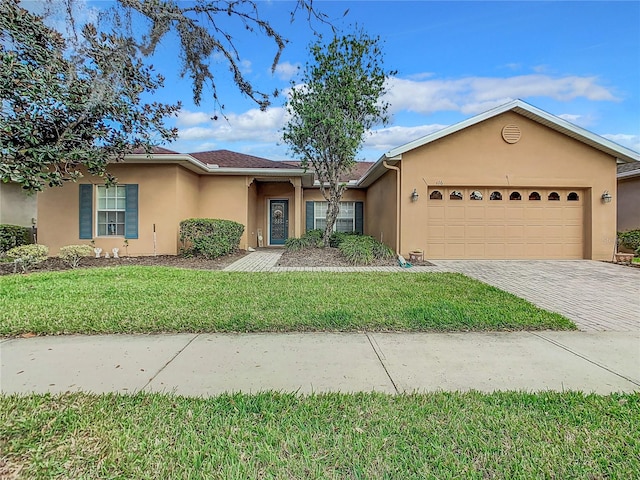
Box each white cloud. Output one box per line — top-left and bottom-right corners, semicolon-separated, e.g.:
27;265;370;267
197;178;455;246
384;74;619;116
273;61;300;81
602;134;640;153
365;124;448;152
177;107;286;143
176;110;213;127
240;60;252;74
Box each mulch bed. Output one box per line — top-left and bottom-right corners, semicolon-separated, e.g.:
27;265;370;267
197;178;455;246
0;252;247;276
276;247;434;267
0;247;436;275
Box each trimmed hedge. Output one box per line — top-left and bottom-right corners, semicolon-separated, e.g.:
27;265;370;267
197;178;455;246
5;244;48;273
180;218;244;259
0;224;32;253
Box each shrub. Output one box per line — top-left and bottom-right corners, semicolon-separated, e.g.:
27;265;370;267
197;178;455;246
285;229;324;251
0;224;32;253
329;231;360;248
5;244;48;273
338;235;394;265
59;244;94;268
180;218;244;259
618;230;640;252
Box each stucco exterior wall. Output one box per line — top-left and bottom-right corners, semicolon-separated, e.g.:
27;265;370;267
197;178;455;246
0;183;37;227
364;169;397;251
198;176;250;249
398;111;618;260
247;180;259;248
37;165;182;256
617;176;640;232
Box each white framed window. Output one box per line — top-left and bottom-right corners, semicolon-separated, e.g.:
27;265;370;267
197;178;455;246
314;201;356;232
96;185;126;236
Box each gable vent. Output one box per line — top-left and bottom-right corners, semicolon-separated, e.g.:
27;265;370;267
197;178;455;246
502;124;521;144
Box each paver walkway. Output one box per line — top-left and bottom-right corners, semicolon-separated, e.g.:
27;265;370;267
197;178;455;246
224;252;639;332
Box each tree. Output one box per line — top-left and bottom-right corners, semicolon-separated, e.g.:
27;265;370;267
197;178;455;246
282;31;394;245
1;0;327;192
0;0;179;191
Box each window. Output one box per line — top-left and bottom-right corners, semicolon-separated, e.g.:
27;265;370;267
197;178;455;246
567;192;579;201
470;190;483;200
314;201;355;232
97;185;126;236
430;190;443;200
450;190;463;200
529;192;541;201
548;192;560;201
509;191;522;201
490;191;502;201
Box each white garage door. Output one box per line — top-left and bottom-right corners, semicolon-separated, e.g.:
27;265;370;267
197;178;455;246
426;188;584;259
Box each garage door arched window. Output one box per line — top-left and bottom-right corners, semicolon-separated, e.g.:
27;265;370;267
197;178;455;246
470;190;483;200
450;190;463;200
529;191;541;201
430;190;443;200
548;192;560;201
509;191;522;201
567;192;579;201
490;191;502;201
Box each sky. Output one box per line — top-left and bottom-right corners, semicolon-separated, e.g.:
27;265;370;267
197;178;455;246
30;0;640;160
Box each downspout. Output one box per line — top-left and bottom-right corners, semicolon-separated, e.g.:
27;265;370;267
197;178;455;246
383;160;401;255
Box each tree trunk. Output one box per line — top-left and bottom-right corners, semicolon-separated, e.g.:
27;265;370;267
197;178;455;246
320;182;345;247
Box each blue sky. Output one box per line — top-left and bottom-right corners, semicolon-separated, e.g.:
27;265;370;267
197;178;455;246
36;1;640;160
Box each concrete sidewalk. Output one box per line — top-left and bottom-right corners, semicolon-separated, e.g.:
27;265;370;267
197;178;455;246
2;332;638;396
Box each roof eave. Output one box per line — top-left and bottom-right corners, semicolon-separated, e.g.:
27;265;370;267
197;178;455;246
382;99;640;164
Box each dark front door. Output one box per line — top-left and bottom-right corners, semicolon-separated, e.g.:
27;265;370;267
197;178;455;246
269;200;289;245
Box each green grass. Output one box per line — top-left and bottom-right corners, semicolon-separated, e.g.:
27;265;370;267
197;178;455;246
0;267;574;335
1;391;637;479
633;257;640;264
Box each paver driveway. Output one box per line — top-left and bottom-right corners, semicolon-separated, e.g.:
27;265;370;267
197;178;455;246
433;260;640;331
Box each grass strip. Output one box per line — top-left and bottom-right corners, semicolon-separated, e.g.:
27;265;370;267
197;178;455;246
0;268;574;335
1;391;637;479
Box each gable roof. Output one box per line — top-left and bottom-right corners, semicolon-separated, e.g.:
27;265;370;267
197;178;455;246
359;99;640;187
190;150;293;169
283;161;375;183
617;161;640;179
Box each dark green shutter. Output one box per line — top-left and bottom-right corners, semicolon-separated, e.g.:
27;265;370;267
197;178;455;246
78;184;93;239
124;184;139;239
306;201;314;232
355;201;364;234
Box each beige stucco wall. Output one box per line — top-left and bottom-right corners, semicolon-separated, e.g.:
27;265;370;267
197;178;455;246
198;176;250;249
37;164;183;256
0;183;37;227
617;175;640;232
364;169;397;251
396;111;618;260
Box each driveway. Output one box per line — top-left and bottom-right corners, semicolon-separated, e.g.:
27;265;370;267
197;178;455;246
432;260;640;331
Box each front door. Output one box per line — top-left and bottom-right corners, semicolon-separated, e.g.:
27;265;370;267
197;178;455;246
269;199;289;245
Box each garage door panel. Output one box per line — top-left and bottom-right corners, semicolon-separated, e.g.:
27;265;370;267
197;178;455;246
425;187;584;259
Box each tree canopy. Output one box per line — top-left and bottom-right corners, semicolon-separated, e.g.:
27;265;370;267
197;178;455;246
1;0;326;192
0;0;179;191
282;31;394;244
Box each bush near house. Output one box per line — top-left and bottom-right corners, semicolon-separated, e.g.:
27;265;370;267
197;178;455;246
180;218;244;259
339;235;394;265
5;244;48;273
285;229;323;251
618;229;640;252
0;224;32;253
329;231;360;248
59;244;94;268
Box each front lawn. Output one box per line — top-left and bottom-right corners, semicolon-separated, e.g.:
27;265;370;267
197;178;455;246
0;268;574;335
1;391;637;478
